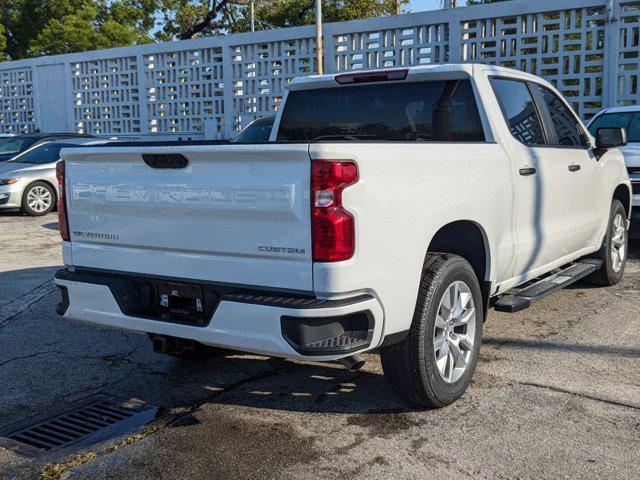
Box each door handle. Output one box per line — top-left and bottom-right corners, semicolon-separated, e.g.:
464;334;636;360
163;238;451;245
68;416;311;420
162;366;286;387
519;167;537;176
568;164;581;172
143;154;188;169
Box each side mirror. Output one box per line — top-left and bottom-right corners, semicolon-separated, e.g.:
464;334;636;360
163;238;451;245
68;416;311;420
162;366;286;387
595;127;627;150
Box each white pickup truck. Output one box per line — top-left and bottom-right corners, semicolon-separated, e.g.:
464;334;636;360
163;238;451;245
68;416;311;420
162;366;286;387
54;64;631;408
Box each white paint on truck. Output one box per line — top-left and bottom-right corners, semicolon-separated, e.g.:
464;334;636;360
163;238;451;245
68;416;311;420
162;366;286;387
62;144;314;291
55;64;631;406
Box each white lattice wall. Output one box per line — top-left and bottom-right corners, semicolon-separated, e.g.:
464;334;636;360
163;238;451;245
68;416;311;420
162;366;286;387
333;23;449;71
0;68;35;134
71;56;141;135
0;0;638;137
145;48;225;136
461;6;607;118
617;1;640;105
230;38;316;130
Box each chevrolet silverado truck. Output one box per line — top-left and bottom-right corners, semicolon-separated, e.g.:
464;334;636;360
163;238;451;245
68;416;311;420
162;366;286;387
54;65;632;408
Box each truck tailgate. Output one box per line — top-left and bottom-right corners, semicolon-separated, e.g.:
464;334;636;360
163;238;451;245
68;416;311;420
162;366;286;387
61;144;313;292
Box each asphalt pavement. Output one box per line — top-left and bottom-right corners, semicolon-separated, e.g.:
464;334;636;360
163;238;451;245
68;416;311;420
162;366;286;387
0;213;638;480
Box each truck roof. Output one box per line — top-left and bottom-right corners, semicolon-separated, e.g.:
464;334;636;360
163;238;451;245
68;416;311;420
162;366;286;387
289;63;552;90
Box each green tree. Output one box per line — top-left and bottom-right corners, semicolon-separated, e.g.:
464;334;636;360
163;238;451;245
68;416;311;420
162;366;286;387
226;0;408;34
0;24;6;61
0;0;157;60
466;0;510;5
0;0;408;60
29;2;156;56
155;0;408;40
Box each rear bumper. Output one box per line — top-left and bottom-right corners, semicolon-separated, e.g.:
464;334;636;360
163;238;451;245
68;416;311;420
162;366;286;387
54;269;384;361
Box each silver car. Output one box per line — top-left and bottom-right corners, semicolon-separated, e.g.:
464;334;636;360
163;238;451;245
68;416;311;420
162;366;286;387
0;138;106;216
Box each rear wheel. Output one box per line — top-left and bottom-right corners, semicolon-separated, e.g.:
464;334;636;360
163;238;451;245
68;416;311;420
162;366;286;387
585;200;627;287
21;181;55;216
380;254;483;408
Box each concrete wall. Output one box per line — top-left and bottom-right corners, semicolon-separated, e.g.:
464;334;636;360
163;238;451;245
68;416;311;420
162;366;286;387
0;0;638;139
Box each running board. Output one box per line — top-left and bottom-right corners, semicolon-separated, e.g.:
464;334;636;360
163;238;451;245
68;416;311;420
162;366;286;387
494;259;602;313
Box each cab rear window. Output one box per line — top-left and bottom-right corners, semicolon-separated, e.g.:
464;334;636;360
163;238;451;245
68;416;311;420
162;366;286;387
277;79;486;142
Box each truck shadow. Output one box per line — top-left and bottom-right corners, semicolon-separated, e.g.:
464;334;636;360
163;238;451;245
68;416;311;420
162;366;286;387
481;337;640;358
0;267;415;423
1;256;638;434
154;353;414;415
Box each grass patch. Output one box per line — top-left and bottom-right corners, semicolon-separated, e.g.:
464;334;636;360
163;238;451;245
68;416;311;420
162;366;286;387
40;452;98;480
39;421;168;479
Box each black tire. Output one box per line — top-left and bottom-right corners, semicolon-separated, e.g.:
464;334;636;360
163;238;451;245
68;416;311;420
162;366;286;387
380;254;483;408
21;181;56;216
585;199;628;287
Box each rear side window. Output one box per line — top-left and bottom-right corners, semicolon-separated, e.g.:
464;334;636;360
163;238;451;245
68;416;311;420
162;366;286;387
234;116;275;143
491;78;546;146
277;79;486;142
10;144;66;164
534;85;589;147
0;137;36;155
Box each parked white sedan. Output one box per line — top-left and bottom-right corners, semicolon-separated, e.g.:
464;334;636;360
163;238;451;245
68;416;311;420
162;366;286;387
0;138;107;216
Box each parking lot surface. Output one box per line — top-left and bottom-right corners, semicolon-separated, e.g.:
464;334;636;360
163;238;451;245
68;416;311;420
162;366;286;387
0;213;639;480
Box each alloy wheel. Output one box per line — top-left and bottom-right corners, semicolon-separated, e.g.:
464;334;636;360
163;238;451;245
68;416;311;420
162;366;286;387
27;186;52;213
433;280;477;384
611;213;627;273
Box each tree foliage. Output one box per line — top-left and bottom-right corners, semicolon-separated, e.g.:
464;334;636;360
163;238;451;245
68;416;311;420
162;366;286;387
227;0;408;34
157;0;408;39
0;0;408;61
0;24;6;60
465;0;510;5
0;0;157;60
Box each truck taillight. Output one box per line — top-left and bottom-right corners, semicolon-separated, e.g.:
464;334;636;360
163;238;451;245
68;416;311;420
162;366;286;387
56;161;70;241
311;160;358;262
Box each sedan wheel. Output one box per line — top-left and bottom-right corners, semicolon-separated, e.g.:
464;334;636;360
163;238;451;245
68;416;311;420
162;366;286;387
22;182;56;216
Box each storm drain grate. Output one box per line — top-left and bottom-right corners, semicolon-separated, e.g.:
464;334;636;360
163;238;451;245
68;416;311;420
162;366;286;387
1;394;158;456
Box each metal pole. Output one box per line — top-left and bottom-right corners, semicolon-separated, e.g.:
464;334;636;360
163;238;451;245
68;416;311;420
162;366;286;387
250;0;255;32
315;0;324;74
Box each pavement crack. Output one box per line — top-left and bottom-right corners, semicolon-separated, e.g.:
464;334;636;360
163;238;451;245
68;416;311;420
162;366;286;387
518;381;640;411
0;350;62;369
0;280;57;327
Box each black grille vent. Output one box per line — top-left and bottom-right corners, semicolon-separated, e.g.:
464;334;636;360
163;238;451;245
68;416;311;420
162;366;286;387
1;395;158;455
632;181;640;195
